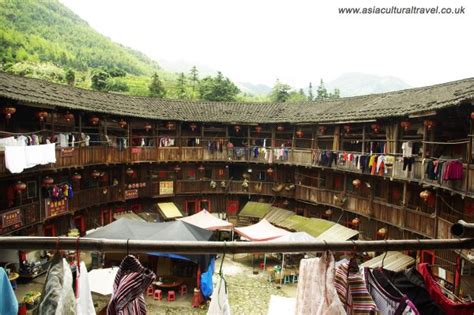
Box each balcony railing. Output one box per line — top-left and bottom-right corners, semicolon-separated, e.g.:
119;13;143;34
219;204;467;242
0;202;41;234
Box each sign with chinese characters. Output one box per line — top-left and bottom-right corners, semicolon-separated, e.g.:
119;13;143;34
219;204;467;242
131;147;142;154
61;147;75;157
124;189;139;200
44;198;69;219
159;181;174;195
1;209;22;228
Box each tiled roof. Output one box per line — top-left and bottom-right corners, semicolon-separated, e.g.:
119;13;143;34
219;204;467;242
0;72;473;124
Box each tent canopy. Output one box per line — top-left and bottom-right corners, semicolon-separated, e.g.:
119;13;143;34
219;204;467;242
113;211;145;222
235;219;290;241
178;210;233;231
157;202;183;220
267;231;317;243
314;224;359;242
87;218;213;242
361;251;415;272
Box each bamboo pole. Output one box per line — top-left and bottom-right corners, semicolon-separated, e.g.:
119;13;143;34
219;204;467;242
451;220;474;238
0;237;472;254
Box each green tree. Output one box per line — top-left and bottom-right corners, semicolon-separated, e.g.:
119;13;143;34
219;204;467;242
148;73;166;98
176;72;187;99
91;69;109;91
270;79;291;102
105;79;129;92
287;90;307;102
65;69;75;86
189;66;199;99
329;88;341;99
308;82;314;101
316;79;328;100
198;71;240;101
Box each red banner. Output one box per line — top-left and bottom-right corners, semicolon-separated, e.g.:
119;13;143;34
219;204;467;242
1;209;22;228
124;189;139;200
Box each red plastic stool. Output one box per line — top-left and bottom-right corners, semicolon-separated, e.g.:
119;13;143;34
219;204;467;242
167;290;176;301
260;262;265;270
153;289;162;301
180;284;188;296
146;285;154;296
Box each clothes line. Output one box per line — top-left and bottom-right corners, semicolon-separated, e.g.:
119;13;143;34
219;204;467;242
0;237;473;254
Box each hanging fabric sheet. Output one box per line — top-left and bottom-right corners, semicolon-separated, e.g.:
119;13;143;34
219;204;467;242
0;267;18;315
295;252;346;315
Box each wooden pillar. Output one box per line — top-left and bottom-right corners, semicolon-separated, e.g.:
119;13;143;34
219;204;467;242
434;190;439;239
312;125;317;150
465;118;472;193
361;125;366;154
402;182;408;229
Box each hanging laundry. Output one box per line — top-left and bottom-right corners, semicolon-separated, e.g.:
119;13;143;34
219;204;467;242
364;267;419;314
402;142;413;158
442;160;463;181
33;252;76;315
295;252;346;315
76;261;96;315
107;255;156;315
417;263;474;315
379;267;445;315
207;275;231;315
334;262;378;315
0;267;18;315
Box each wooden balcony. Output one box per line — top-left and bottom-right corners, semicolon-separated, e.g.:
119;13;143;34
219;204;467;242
0;202;41;235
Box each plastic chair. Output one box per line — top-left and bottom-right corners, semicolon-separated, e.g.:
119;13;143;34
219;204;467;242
167;290;176;301
180;284;188;296
283;275;292;284
291;273;298;283
153;289;162;301
146;286;154;297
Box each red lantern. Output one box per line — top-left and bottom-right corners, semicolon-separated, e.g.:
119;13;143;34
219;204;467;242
3;107;16;119
318;126;327;135
72;173;82;181
377;227;387;239
174;165;181;172
36;111;48;122
423;120;436;130
343;125;351;134
419;190;431;202
295;129;304;138
126;168;134;176
276;125;284;132
282;199;289;206
255;125;262;134
166;121;175;130
190;123;198;132
400;121;411;131
351;217;360;227
15;181;27;192
64;112;74;123
371;123;381;133
42;176;54;186
352;179;361;189
198;165;205;172
234;125;241;133
91;170;101;179
144;122;152;132
471;112;474;120
90;116;100;125
118;119;127;129
324;209;333;218
266;167;274;176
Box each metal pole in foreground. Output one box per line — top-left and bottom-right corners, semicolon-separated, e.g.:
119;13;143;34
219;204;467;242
0;237;473;254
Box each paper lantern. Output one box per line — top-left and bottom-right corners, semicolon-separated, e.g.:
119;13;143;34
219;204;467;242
126;168;134;176
15;181;27;192
42;176;54;186
144;122;152;132
377;227;387;239
343;125;351;134
400;121;411;131
36;111;49;122
351;217;361;227
276;124;284;131
64;112;74;123
266;167;274;175
352;179;361;189
3;106;16;119
471;112;474;120
255;125;262;133
423;120;436;130
419;190;431;202
91;170;101;179
371;123;381;133
118;119;127;129
174;165;181;172
234;125;241;133
318;126;327;135
72;173;82;181
324;209;333;218
90;116;100;125
190;123;198;132
166;121;175;130
295;129;304;138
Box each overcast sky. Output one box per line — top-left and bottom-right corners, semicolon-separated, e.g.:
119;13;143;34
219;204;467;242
60;0;472;88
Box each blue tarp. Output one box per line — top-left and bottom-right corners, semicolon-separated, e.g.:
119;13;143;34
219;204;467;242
200;256;215;299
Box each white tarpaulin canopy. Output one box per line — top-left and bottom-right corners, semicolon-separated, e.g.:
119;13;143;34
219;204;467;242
178;210;233;231
235;219;291;241
267;231;317;243
88;267;118;296
361;251;415;272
